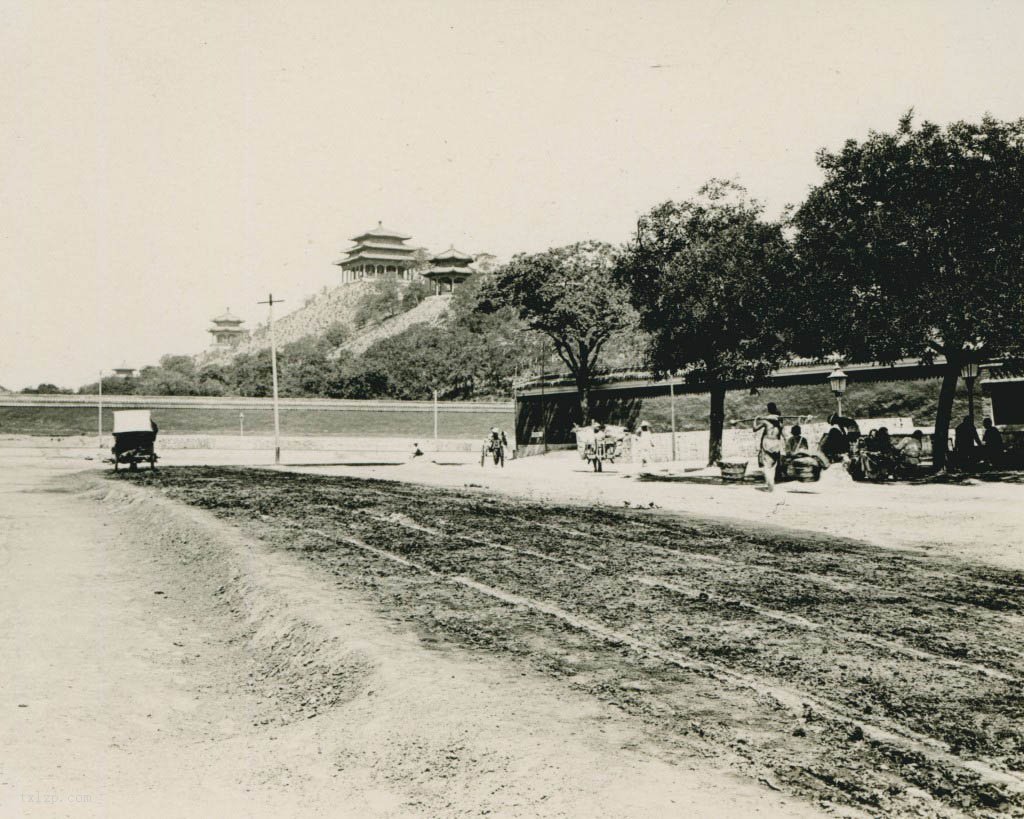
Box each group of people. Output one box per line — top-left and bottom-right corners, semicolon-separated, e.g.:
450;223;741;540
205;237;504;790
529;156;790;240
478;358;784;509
752;403;1009;488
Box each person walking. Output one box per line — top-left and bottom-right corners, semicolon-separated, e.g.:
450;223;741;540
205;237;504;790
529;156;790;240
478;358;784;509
753;403;784;491
635;420;655;468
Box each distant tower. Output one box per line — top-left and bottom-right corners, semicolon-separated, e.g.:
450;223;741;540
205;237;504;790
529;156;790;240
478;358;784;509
208;308;248;349
335;222;423;283
424;246;475;294
112;363;135;378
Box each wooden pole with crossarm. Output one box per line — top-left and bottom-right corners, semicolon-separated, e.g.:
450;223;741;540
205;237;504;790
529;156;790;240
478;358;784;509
258;294;284;464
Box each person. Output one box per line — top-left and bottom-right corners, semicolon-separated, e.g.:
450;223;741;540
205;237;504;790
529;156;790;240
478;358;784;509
753;402;784;491
895;429;925;476
635;420;655;468
981;417;1004;467
819;414;851;463
953;416;982;470
785;424;809;456
411;442;423;458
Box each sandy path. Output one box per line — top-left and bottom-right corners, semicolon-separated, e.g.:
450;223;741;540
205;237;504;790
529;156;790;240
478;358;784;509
0;454;820;818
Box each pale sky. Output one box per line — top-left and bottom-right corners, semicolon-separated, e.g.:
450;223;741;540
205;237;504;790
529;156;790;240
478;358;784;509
2;0;1023;390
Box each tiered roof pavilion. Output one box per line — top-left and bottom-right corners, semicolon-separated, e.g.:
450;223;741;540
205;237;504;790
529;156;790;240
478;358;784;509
208;308;248;348
424;246;475;293
335;222;423;283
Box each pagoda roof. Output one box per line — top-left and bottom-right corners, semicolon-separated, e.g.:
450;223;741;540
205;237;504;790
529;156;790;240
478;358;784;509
431;245;474;263
336;250;421;265
350;221;411;242
211;308;244;325
351;239;419;251
424;266;475;278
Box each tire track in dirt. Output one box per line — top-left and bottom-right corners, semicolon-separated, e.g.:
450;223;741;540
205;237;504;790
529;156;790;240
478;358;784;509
377;511;1021;683
307;517;1024;801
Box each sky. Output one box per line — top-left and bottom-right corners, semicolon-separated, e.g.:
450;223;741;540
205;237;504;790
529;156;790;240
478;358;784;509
2;0;1024;390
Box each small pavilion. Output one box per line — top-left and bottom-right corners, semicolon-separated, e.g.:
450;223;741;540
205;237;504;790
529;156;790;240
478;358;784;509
112;363;135;378
424;246;475;294
208;308;248;349
336;222;423;283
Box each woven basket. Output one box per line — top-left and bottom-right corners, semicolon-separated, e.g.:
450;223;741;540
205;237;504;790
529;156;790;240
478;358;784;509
719;461;748;481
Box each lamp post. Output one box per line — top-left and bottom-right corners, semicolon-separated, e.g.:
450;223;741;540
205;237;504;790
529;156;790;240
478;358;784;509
827;368;848;417
239;412;244;437
960;360;980;422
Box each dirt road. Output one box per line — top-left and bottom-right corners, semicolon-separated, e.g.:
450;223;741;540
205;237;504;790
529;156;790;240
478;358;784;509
0;454;816;818
146;466;1024;817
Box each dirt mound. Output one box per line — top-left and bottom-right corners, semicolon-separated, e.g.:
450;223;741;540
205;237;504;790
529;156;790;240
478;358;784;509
79;475;375;725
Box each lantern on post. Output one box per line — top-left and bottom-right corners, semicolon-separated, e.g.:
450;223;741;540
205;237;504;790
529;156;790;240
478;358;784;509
960;360;980;421
827;368;848;417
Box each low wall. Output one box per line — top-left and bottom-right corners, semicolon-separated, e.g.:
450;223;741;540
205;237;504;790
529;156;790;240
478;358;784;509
0;434;482;453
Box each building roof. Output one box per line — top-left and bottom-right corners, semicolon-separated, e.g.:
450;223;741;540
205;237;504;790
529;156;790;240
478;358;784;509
431;245;474;263
350;221;411;242
336;250;422;266
985;362;1024;383
423;266;475;279
211;308;244;325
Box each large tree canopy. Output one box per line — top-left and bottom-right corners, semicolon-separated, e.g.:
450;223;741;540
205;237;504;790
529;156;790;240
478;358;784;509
616;181;794;464
478;241;634;423
792;113;1024;468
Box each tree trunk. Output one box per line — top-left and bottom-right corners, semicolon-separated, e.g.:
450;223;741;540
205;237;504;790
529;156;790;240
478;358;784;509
708;380;726;466
932;358;960;472
576;381;591;426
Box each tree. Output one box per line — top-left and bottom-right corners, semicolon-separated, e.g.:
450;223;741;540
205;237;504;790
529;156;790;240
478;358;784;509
354;272;403;327
792;113;1024;469
478;241;633;423
616;181;794;465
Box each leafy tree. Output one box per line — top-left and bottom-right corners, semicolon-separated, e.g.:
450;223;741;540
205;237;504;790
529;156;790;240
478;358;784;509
401;278;435;310
24;383;72;394
792;113;1024;469
616;181;794;464
478;241;633;423
354;272;403;327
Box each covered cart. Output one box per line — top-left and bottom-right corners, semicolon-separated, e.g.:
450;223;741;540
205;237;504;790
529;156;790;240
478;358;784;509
109;410;158;471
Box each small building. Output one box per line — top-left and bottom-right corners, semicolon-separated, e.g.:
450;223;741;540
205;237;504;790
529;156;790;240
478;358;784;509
208;308;248;349
335;222;424;283
982;364;1024;425
424;246;475;294
112;363;135;378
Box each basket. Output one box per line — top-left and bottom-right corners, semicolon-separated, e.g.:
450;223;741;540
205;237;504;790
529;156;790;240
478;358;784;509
791;464;819;482
719;461;748;481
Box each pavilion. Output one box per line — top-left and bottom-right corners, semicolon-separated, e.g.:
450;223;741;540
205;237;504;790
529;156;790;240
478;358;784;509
424;246;475;294
208;308;248;349
336;222;423;283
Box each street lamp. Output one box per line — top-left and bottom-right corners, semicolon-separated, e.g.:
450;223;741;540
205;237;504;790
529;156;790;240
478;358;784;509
239;411;244;437
960;360;980;421
827;368;848;417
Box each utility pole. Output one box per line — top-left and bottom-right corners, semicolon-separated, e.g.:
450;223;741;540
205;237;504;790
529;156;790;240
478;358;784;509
258;294;284;464
97;370;104;448
432;389;438;444
669;377;677;461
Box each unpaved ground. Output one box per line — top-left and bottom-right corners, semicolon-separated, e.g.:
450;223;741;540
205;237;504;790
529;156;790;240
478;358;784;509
0;453;817;818
144;466;1024;817
278;451;1024;573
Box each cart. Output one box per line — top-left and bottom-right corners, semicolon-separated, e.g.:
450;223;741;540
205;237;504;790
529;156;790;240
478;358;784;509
109;410;158;472
573;424;626;472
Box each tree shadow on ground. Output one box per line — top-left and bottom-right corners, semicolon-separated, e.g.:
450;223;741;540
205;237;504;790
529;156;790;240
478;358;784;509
907;469;1024;486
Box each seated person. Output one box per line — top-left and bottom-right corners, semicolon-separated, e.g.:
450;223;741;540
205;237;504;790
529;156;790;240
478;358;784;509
786;425;809;456
981;417;1004;466
856;428;896;481
895;429;925;474
953;416;982;470
820;415;851;463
